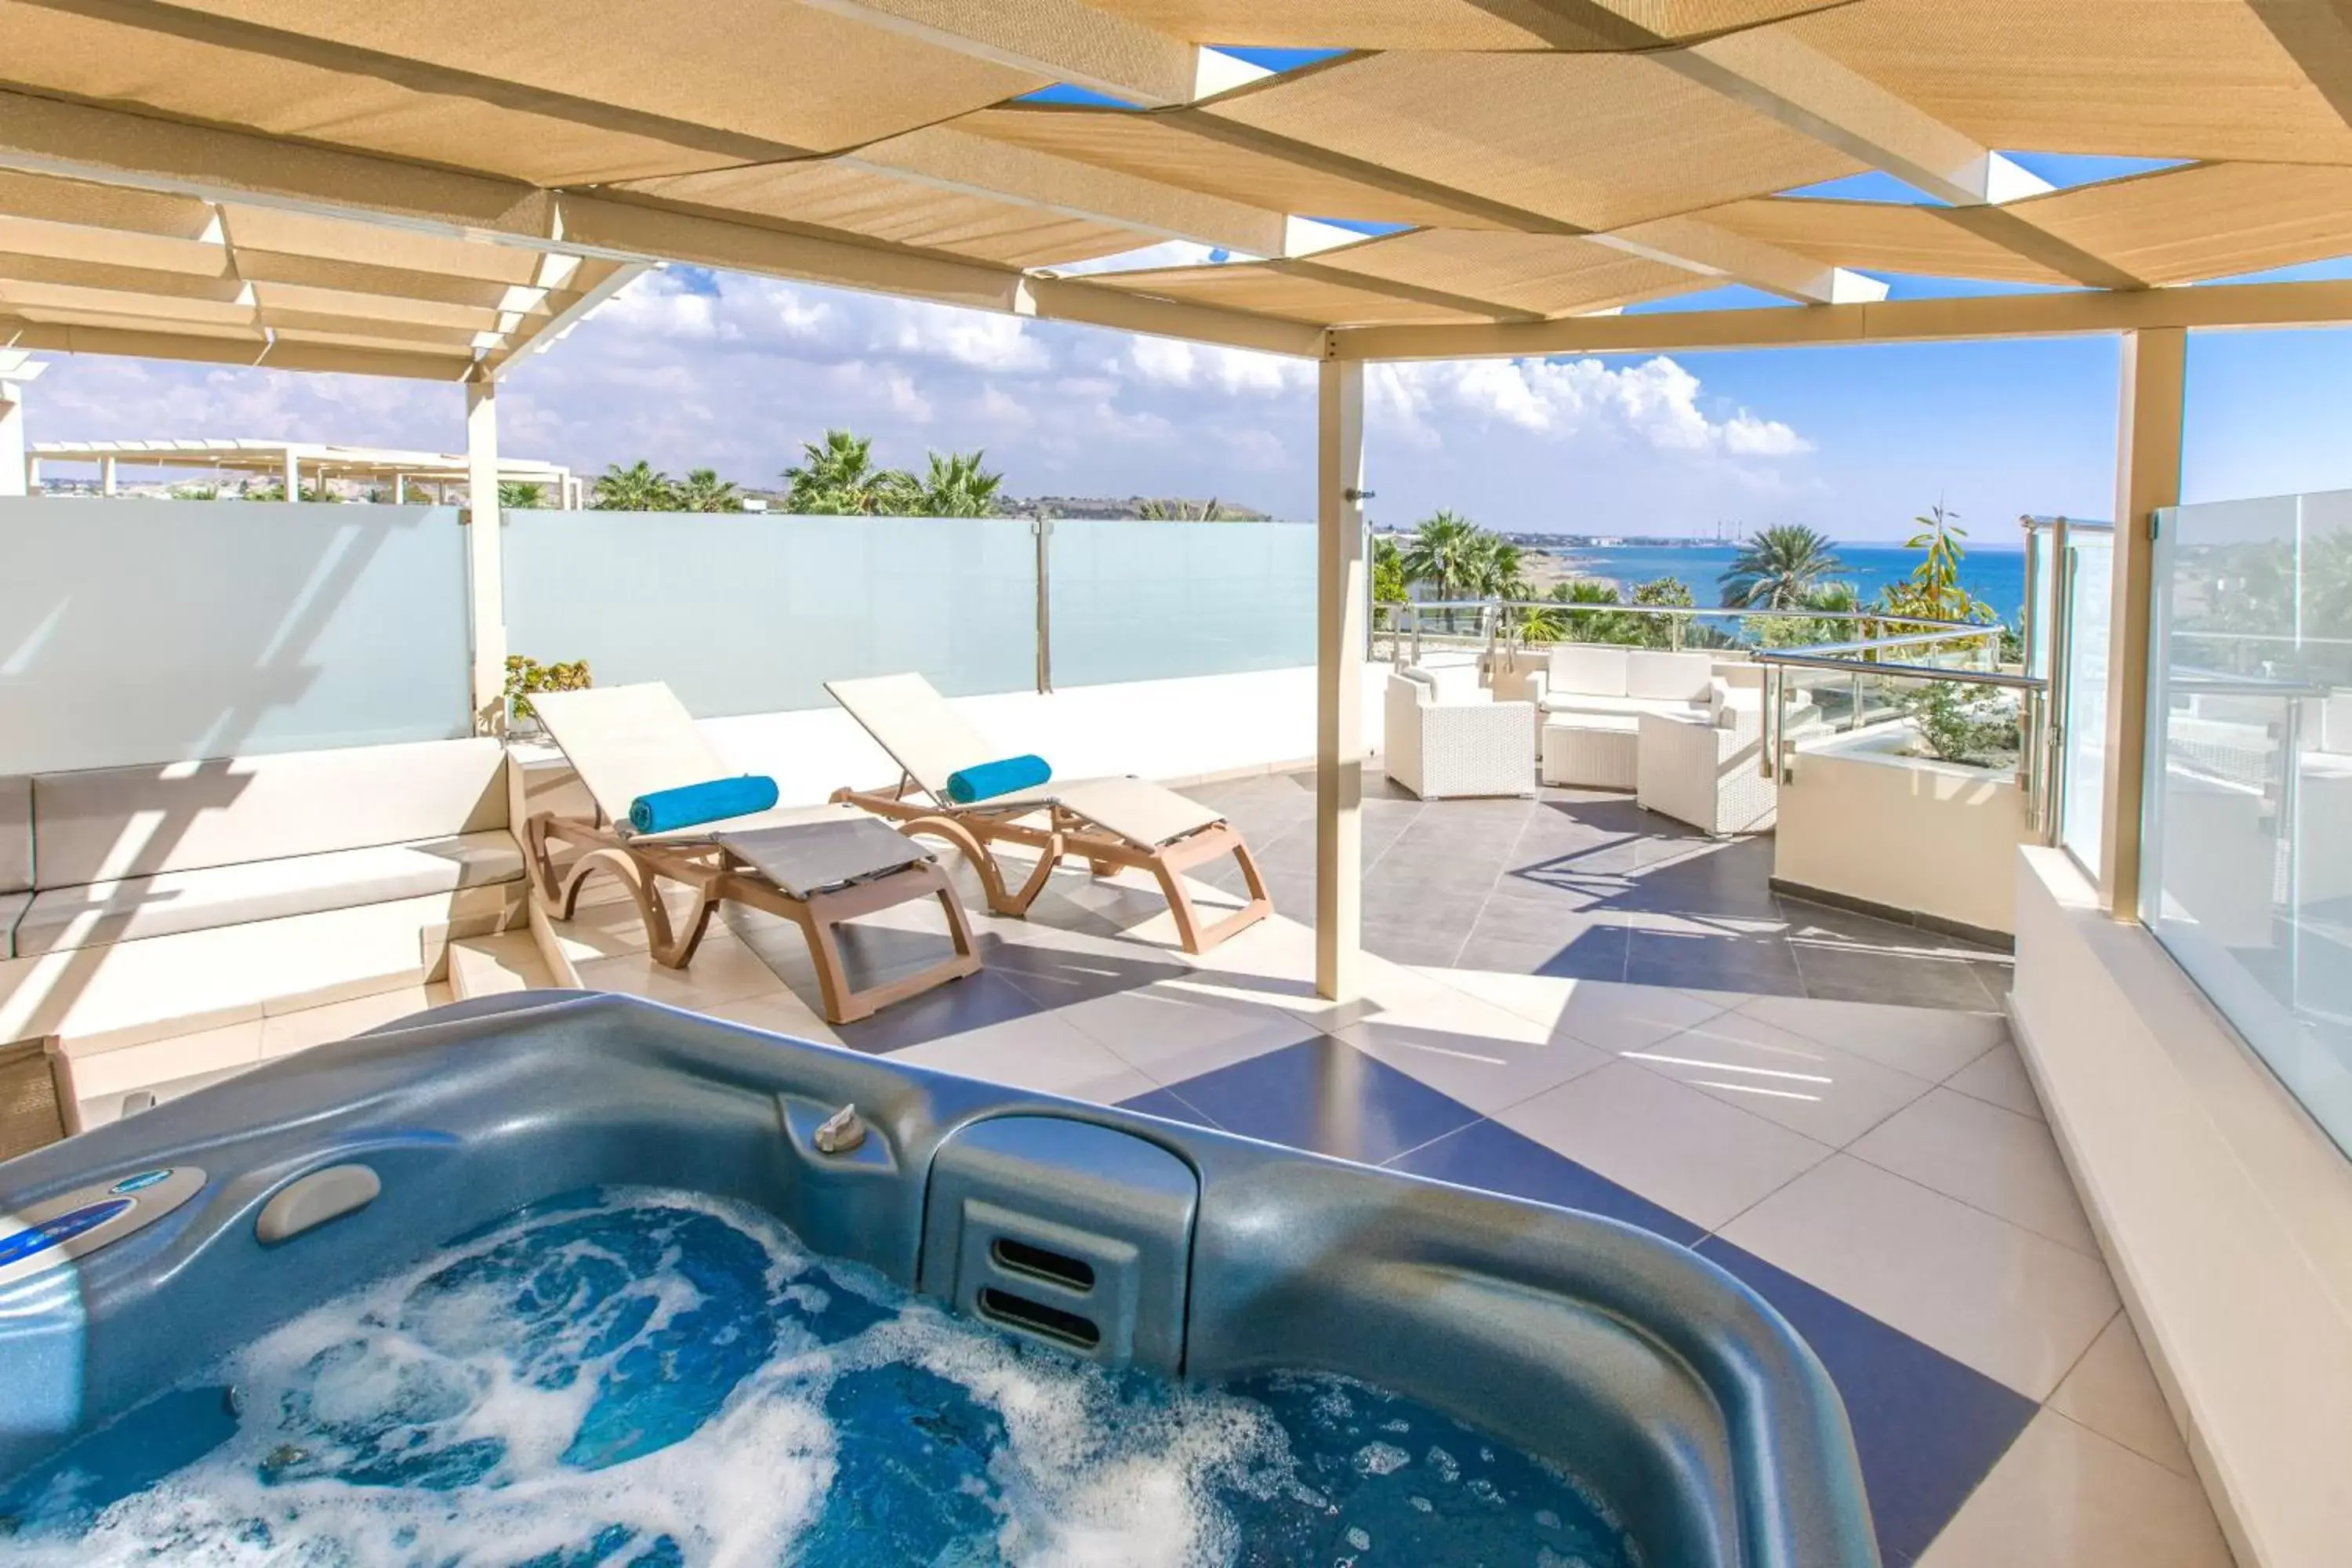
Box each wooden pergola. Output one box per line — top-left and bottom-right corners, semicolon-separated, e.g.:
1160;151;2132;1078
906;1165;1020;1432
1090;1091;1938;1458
3;0;2348;997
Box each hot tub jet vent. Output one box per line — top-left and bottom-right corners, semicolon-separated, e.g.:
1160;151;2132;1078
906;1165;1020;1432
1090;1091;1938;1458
920;1116;1196;1374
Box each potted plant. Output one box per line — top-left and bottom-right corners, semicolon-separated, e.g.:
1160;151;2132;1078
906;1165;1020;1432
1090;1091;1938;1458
503;655;591;739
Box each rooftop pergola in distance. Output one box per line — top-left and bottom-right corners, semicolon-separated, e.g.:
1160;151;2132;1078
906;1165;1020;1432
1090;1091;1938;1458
4;0;2350;999
27;438;579;505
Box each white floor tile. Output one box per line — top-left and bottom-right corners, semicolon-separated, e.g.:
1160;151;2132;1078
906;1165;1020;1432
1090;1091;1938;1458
1945;1040;2045;1120
1494;1058;1833;1230
2049;1312;2196;1478
1624;1008;1937;1148
1734;993;2008;1081
1850;1087;2100;1255
573;935;794;1011
690;986;845;1048
1044;982;1322;1085
260;984;449;1058
1434;971;1732;1052
1719;1154;2118;1399
885;1012;1156;1105
1915;1410;2230;1568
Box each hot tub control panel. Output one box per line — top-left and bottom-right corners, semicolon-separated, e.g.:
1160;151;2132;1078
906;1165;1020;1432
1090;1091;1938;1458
0;1166;206;1291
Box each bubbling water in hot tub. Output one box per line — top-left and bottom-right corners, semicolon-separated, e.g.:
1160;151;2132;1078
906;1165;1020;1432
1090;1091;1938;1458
2;1188;1640;1566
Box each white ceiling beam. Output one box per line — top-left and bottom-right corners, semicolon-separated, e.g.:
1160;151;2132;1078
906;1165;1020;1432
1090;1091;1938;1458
836;124;1290;254
0;310;474;378
1329;279;2352;361
1025;274;1326;356
484;260;650;378
796;0;1200;107
1596;215;1887;304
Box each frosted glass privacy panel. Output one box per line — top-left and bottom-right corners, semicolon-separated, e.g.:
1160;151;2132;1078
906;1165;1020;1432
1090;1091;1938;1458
2058;534;2111;870
2143;490;2352;1157
503;512;1036;716
0;499;471;775
1048;521;1316;688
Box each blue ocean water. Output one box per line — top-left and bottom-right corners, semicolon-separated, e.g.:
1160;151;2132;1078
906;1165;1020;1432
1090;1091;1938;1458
1556;543;2030;621
2;1189;1639;1567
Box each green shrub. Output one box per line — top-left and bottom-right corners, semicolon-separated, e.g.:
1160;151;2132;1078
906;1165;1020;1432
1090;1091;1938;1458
504;655;592;722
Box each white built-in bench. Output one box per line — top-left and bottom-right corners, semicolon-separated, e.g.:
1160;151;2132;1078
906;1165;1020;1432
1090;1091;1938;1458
1;739;526;1118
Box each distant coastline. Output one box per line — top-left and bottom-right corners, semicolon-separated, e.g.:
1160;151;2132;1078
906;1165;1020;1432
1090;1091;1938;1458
1524;542;2030;617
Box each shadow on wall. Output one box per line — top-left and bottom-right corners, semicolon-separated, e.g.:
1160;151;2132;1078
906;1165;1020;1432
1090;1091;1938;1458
0;498;470;1043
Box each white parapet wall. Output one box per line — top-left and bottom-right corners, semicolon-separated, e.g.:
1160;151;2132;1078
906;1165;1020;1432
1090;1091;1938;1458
1774;723;2027;935
2011;847;2352;1568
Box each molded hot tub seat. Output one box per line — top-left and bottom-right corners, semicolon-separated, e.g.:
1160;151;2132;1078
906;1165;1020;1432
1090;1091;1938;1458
0;990;1878;1566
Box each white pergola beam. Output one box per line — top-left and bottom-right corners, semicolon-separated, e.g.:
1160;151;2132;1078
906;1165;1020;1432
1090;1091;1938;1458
1598;215;1888;305
797;0;1200;107
1329;279;2352;360
839;123;1290;255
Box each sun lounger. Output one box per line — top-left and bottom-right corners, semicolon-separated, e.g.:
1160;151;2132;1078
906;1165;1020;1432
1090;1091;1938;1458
824;673;1270;955
524;683;978;1022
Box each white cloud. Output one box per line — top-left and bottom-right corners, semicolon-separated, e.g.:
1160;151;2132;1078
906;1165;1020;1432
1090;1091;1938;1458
13;265;1815;527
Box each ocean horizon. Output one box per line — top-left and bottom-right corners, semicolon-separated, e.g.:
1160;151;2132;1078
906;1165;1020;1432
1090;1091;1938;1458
1544;541;2029;620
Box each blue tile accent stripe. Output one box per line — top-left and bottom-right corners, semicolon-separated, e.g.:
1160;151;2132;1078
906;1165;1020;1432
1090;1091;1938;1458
1134;1040;2038;1565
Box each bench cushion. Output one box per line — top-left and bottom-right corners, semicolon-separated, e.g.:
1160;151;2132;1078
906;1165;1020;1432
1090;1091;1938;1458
32;738;506;887
1546;645;1629;699
0;777;27;894
13;831;523;958
1540;693;1706;721
1627;650;1717;702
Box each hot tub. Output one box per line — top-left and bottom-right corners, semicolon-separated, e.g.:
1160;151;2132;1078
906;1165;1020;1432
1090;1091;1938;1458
0;991;1876;1564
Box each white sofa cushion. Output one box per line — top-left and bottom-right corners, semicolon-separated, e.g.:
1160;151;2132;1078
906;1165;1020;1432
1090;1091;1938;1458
32;738;506;887
1627;650;1717;702
1546;644;1630;698
1539;692;1704;721
12;830;524;958
0;777;28;894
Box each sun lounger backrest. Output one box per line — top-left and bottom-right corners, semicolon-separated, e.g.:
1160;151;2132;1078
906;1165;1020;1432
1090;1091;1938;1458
531;684;732;822
824;673;996;800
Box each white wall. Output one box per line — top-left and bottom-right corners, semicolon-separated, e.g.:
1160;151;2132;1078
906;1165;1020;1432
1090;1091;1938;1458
2012;848;2352;1568
1774;724;2027;934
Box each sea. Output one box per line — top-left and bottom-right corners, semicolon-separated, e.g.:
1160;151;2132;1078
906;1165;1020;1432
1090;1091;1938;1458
1548;543;2030;622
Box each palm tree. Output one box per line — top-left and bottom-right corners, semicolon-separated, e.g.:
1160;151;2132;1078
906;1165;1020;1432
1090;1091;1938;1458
1719;524;1846;610
1371;535;1409;603
1399;511;1483;601
782;429;914;514
1137;496;1229;521
591;460;677;511
916;450;1003;517
498;481;547;510
674;468;745;513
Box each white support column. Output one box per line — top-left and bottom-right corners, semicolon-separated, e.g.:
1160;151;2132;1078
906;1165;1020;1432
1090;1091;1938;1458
0;351;43;497
100;454;117;495
394;473;408;505
1316;357;1367;1002
281;446;299;503
2100;327;2186;919
465;378;507;733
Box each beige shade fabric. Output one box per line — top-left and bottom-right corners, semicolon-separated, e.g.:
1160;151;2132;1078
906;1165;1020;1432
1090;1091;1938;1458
1091;1;1845;51
1697;198;2078;285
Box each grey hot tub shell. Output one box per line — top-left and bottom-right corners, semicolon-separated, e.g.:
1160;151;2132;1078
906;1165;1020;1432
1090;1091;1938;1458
0;991;1878;1565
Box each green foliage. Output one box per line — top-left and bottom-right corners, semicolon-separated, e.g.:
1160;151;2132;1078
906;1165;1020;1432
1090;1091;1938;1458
1631;575;1694;648
1889;501;1994;623
674;468;746;513
1899;681;2020;768
503;655;591;724
1523;579;1639;645
781;429;916;514
1719;525;1846;610
172;484;220;500
1136;496;1232;521
1371;536;1409;604
591;460;679;511
1399;510;1483;601
499;481;548;510
1750;581;1860;649
916;450;1003;517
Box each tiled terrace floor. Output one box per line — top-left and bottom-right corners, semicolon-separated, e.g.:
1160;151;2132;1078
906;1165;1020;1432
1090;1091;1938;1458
1183;764;2015;1013
541;845;2227;1568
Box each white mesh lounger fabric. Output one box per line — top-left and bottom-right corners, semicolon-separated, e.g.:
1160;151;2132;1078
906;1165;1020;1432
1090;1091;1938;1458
823;673;1269;954
524;683;978;1022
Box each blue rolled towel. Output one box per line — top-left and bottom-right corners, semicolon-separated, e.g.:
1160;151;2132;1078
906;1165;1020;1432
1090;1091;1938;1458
627;775;779;835
946;754;1052;805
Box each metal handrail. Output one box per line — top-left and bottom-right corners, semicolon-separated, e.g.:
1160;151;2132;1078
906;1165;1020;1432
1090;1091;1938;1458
1751;649;2043;690
1384;597;1988;633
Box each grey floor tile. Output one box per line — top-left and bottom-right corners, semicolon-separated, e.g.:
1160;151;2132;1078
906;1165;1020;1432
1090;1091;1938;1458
1793;942;2010;1011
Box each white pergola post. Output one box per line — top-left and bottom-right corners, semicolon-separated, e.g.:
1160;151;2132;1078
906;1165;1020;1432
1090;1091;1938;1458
1316;358;1367;1001
465;378;507;732
0;354;42;497
2099;326;2186;920
100;454;117;495
281;446;299;502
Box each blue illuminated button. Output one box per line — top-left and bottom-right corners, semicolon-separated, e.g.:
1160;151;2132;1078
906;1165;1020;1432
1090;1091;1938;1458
110;1170;174;1195
0;1200;134;1266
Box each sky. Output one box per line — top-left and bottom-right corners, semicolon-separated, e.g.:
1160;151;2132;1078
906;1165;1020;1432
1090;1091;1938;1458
23;259;2352;544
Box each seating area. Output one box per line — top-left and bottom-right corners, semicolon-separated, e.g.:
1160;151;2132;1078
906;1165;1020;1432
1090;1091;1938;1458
1387;645;1779;836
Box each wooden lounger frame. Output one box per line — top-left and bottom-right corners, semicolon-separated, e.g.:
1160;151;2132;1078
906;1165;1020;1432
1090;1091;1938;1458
830;777;1271;956
524;810;978;1025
